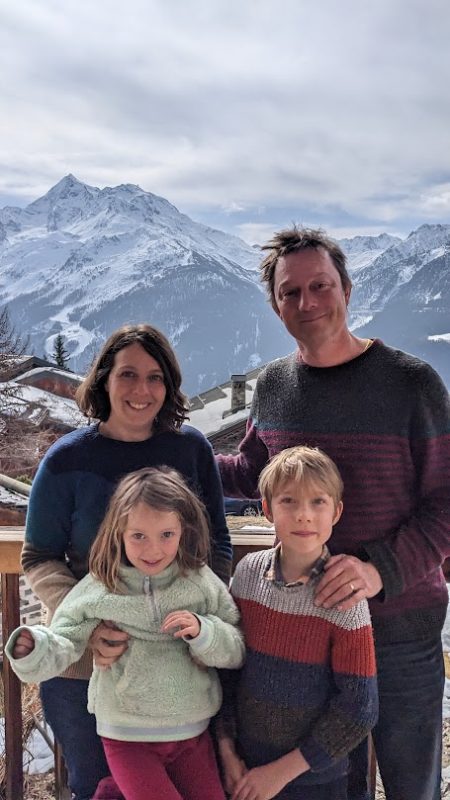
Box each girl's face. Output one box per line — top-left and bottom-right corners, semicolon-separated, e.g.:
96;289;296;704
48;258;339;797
123;501;182;576
104;343;167;441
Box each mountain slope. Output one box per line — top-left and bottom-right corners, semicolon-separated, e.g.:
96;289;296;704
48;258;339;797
0;176;294;393
1;177;449;392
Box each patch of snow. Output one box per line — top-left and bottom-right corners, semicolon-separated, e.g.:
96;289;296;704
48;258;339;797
429;333;450;343
0;718;54;774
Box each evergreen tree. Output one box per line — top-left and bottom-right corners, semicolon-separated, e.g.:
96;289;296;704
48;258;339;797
53;334;70;369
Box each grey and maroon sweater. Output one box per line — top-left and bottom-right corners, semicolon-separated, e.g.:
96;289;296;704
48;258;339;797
218;341;450;643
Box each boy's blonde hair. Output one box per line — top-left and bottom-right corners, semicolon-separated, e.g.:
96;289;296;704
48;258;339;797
89;466;210;592
258;446;343;511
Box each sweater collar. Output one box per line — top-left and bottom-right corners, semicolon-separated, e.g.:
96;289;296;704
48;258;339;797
264;544;330;587
117;561;180;593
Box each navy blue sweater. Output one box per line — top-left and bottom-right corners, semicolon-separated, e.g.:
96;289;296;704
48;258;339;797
23;424;231;585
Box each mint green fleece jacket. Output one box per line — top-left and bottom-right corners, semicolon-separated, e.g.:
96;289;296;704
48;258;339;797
6;562;244;742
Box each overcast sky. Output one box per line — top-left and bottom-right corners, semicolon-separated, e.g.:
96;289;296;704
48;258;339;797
1;0;449;242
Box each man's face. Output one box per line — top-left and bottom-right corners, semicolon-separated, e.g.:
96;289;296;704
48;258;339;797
273;247;351;349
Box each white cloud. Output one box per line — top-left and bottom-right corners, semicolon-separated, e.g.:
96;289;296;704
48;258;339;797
1;0;450;235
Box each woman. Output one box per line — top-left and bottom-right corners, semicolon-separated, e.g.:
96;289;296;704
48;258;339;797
22;323;232;800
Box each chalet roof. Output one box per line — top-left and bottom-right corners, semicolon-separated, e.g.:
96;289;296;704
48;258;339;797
0;354;56;380
188;366;262;437
1;381;85;431
14;366;83;387
0;475;29;509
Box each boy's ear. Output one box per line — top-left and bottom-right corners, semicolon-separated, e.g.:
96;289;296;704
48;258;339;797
333;500;344;525
262;498;273;522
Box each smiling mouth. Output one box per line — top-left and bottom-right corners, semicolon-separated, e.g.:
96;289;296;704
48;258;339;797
290;531;317;537
127;401;151;410
298;315;326;323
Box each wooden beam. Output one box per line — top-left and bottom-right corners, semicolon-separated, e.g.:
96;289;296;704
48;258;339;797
1;572;23;800
0;528;24;574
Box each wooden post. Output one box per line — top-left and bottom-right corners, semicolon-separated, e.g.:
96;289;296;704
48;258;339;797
1;572;23;800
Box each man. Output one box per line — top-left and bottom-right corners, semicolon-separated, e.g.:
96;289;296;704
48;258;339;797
218;227;450;800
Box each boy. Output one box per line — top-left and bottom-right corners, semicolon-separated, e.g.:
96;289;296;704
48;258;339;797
219;446;378;800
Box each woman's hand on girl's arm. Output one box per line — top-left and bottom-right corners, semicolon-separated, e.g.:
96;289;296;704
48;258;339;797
12;629;35;659
161;610;200;639
89;620;129;668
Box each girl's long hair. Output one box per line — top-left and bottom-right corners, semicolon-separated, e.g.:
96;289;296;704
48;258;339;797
89;467;211;592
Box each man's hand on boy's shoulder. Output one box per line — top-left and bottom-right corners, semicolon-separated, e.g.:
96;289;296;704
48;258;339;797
314;553;382;611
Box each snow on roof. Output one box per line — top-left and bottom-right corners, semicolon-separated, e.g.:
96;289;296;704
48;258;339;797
0;484;28;508
189;376;258;436
2;381;85;429
15;366;83;383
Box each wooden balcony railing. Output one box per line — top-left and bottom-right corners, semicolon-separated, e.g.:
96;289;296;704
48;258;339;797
0;526;275;800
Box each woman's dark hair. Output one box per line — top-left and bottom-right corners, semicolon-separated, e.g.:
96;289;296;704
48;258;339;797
75;324;189;432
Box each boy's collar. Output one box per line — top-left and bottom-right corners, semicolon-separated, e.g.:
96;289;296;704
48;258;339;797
264;544;330;587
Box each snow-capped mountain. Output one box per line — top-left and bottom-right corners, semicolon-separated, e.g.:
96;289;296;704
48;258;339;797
0;175;292;394
349;225;450;387
1;176;449;392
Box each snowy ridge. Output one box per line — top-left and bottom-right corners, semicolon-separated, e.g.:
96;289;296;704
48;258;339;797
1;176;450;392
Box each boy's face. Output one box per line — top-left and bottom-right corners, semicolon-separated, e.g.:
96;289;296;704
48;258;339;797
263;480;343;565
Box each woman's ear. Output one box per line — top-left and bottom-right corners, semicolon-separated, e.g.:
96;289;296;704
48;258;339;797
262;498;273;523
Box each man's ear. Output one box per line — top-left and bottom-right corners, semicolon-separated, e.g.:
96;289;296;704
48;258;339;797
262;498;273;522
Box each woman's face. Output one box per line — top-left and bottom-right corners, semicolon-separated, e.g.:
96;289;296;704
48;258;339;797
104;343;167;441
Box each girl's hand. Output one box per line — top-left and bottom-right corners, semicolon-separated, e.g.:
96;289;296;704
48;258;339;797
12;629;35;659
89;620;129;669
161;610;200;639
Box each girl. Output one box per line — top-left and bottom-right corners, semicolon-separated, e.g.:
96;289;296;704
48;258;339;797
7;467;244;800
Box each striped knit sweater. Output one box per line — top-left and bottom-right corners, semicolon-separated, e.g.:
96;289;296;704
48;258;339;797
218;341;450;643
227;547;378;786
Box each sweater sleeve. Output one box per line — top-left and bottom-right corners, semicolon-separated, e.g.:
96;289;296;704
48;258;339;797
5;577;99;683
299;601;378;772
188;569;245;669
217;383;270;499
21;459;79;614
195;433;232;583
362;365;450;598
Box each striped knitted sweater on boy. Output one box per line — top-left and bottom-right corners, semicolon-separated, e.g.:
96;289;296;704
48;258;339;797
228;547;378;787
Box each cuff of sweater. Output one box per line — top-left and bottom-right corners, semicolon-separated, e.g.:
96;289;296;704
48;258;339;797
5;626;50;677
298;737;335;773
187;616;215;654
361;539;404;600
